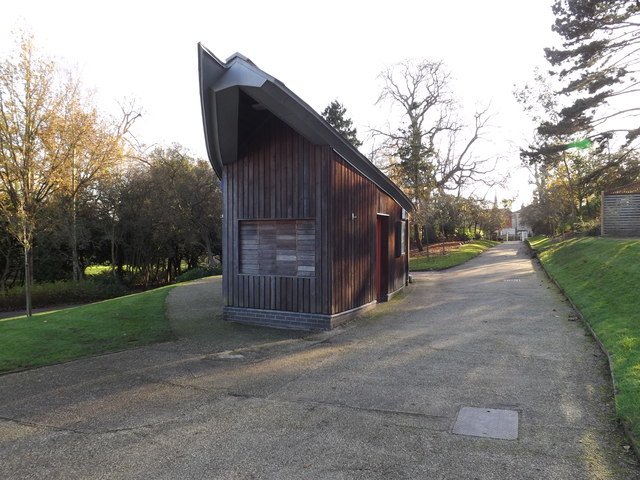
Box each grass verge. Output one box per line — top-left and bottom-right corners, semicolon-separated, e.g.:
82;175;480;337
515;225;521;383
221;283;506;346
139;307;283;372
0;285;174;372
527;235;554;251
529;236;640;445
409;240;499;271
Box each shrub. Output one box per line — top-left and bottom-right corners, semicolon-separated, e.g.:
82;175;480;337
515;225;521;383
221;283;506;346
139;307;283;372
0;278;130;311
176;264;222;283
586;224;601;236
90;272;132;291
572;219;601;237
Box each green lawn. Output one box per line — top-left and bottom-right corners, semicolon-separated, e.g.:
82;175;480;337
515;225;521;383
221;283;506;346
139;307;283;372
529;236;640;444
409;240;499;271
0;285;174;372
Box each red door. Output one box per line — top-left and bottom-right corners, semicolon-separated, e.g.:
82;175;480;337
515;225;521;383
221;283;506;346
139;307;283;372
376;215;389;302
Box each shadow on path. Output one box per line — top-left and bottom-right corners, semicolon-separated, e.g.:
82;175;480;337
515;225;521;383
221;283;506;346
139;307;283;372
0;243;638;479
165;276;307;354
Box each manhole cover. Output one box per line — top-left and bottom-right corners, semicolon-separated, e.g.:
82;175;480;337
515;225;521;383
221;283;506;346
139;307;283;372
452;407;518;440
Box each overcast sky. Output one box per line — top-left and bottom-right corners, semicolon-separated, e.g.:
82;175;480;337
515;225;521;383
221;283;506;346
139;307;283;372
1;0;559;207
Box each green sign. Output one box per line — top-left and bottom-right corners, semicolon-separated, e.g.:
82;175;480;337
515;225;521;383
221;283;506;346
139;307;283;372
565;138;593;150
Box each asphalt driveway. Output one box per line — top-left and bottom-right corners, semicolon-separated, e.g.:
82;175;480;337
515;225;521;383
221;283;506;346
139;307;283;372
0;242;638;479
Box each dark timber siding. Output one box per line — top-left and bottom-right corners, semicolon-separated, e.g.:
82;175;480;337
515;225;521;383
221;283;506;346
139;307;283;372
602;192;640;236
329;154;406;314
223;111;408;320
223;115;332;314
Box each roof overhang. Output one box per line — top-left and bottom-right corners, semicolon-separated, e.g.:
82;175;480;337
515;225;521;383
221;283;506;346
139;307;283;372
198;43;414;212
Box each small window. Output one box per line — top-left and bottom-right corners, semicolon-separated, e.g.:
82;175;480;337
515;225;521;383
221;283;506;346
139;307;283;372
239;220;315;277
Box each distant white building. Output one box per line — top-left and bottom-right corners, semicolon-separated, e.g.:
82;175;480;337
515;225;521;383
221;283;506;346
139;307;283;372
498;210;532;241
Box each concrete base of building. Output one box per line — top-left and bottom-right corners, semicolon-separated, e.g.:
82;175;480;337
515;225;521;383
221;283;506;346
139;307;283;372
223;300;380;331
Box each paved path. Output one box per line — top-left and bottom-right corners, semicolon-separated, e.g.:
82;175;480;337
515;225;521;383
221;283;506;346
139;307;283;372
163;276;306;355
0;243;638;479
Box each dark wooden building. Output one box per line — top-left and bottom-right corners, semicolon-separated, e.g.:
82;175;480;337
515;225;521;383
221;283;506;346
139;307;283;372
198;45;413;330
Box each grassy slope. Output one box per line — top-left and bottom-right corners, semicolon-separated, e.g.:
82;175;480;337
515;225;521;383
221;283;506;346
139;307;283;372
531;236;640;442
0;285;174;372
409;240;499;271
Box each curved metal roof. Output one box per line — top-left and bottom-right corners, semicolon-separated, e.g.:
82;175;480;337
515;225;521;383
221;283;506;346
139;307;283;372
198;43;413;212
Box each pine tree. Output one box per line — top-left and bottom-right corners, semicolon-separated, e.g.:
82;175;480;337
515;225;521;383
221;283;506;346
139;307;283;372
543;0;640;145
321;100;362;148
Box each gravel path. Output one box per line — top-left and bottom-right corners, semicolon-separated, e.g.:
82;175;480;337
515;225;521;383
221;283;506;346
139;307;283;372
0;244;638;479
164;276;306;354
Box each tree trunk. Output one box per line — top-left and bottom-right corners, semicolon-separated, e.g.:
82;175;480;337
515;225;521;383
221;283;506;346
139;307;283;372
174;246;181;281
204;235;214;267
424;224;430;258
23;244;32;317
0;249;11;293
562;152;578;224
71;193;81;282
413;223;423;251
110;224;117;278
29;244;34;286
71;232;81;281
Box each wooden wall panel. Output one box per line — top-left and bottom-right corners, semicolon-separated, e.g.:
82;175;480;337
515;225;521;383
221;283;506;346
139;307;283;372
238;219;316;277
329;154;408;314
224;102;407;317
603;193;640;236
223;113;331;314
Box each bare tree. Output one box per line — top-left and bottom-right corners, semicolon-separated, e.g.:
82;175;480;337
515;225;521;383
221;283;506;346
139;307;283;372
373;59;496;249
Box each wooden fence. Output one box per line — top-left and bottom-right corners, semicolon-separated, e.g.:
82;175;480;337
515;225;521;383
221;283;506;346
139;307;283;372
601;183;640;237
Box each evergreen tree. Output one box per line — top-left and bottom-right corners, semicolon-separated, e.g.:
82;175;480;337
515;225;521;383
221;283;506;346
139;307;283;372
542;0;640;145
321;100;362;148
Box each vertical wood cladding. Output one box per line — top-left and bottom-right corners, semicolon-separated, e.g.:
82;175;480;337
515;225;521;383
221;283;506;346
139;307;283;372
223;113;331;314
224;108;408;318
329;154;407;314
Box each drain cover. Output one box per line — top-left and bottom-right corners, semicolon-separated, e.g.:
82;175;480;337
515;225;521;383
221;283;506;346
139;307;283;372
452;407;518;440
